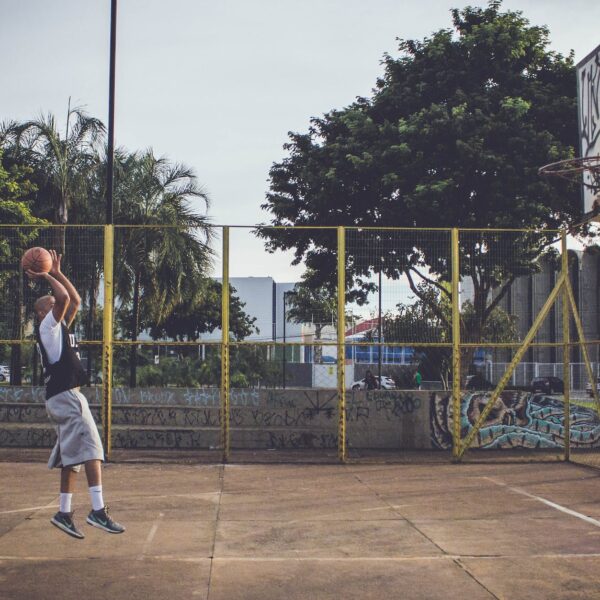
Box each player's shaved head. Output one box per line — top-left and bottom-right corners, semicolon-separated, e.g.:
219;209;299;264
34;295;55;321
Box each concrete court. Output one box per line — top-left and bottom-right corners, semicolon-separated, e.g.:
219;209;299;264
2;455;600;599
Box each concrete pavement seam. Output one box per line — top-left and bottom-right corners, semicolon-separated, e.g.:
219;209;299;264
348;470;448;555
453;557;501;600
0;497;57;541
206;463;225;600
349;469;502;600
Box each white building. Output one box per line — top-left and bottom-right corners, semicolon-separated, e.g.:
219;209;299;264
200;277;302;350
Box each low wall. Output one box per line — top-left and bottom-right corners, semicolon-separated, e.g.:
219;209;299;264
0;386;431;450
2;386;600;451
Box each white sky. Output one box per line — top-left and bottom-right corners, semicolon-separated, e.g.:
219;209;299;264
1;0;599;284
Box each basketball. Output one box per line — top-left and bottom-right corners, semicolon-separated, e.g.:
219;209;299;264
21;247;52;273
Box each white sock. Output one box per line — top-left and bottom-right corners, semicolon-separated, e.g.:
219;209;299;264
89;485;104;511
59;493;72;514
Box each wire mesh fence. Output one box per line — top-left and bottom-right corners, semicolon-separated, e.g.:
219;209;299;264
1;224;600;464
569;342;600;469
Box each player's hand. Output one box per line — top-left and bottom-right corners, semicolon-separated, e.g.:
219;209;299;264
49;250;62;276
25;269;48;280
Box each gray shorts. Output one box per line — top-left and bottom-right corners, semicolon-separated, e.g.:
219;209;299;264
45;388;105;470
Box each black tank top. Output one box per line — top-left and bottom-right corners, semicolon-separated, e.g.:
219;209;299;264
36;320;89;400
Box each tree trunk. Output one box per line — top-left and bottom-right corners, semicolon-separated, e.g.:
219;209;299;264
459;280;486;386
129;269;141;388
9;272;24;385
54;198;68;254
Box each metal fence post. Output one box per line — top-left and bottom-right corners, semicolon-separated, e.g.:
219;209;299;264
451;228;461;461
102;224;114;458
562;231;570;461
221;226;230;462
337;226;346;462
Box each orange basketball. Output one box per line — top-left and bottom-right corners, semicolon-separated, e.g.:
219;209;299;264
21;247;52;273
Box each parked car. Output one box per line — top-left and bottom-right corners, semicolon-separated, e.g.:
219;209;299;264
530;376;564;395
351;375;396;391
465;374;494;391
586;377;600;397
0;365;9;383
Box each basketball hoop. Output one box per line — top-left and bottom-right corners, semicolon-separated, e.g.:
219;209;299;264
539;156;600;222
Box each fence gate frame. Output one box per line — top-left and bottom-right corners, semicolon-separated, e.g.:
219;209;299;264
453;230;600;461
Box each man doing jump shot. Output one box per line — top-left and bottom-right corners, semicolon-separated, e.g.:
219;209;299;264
29;250;124;539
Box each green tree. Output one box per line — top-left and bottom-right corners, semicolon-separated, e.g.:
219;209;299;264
383;283;518;388
0;149;46;383
1;105;105;250
2;108;107;381
148;280;257;342
285;272;338;364
114;149;213;387
258;1;579;383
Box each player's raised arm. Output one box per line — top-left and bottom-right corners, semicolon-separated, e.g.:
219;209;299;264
48;250;81;327
27;269;70;324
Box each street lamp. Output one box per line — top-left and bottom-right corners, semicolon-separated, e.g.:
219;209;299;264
106;0;117;224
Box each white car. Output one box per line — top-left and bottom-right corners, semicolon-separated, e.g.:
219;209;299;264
0;365;10;383
351;375;396;390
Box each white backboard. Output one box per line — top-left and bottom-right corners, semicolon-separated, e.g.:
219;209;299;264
577;44;600;213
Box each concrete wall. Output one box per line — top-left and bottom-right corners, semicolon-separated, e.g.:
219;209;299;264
2;386;600;452
0;386;431;450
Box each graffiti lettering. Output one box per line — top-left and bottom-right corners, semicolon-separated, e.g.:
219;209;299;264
266;431;337;449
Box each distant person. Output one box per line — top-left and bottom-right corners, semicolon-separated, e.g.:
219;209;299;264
414;369;422;390
364;370;379;390
28;250;125;539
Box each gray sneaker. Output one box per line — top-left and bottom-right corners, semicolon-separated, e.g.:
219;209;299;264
86;506;125;534
51;511;85;539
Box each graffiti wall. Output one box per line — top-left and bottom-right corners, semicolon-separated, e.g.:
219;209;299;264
0;386;431;450
3;385;599;452
431;390;600;450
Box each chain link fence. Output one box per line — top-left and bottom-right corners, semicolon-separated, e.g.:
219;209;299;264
1;224;600;464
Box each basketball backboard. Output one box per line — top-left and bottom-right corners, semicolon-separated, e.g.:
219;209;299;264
577;43;600;214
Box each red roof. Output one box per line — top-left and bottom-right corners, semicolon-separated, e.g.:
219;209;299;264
345;317;380;337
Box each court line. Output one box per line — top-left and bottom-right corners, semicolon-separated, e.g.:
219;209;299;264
139;512;164;561
0;499;57;515
483;476;600;528
0;492;219;516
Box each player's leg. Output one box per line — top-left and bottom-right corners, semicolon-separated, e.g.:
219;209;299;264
50;467;84;539
84;459;125;534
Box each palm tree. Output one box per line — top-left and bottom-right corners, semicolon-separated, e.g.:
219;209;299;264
114;149;213;387
1;105;105;251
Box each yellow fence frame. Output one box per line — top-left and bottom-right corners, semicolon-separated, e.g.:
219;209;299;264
221;226;230;462
455;240;600;461
337;226;347;462
4;223;600;463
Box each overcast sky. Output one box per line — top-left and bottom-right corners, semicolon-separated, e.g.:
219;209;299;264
1;0;599;281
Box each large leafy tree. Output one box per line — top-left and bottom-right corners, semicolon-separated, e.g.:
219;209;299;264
1;105;105;250
2;108;105;382
0;149;46;383
148;279;256;342
114;149;213;387
259;1;579;381
383;283;518;388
